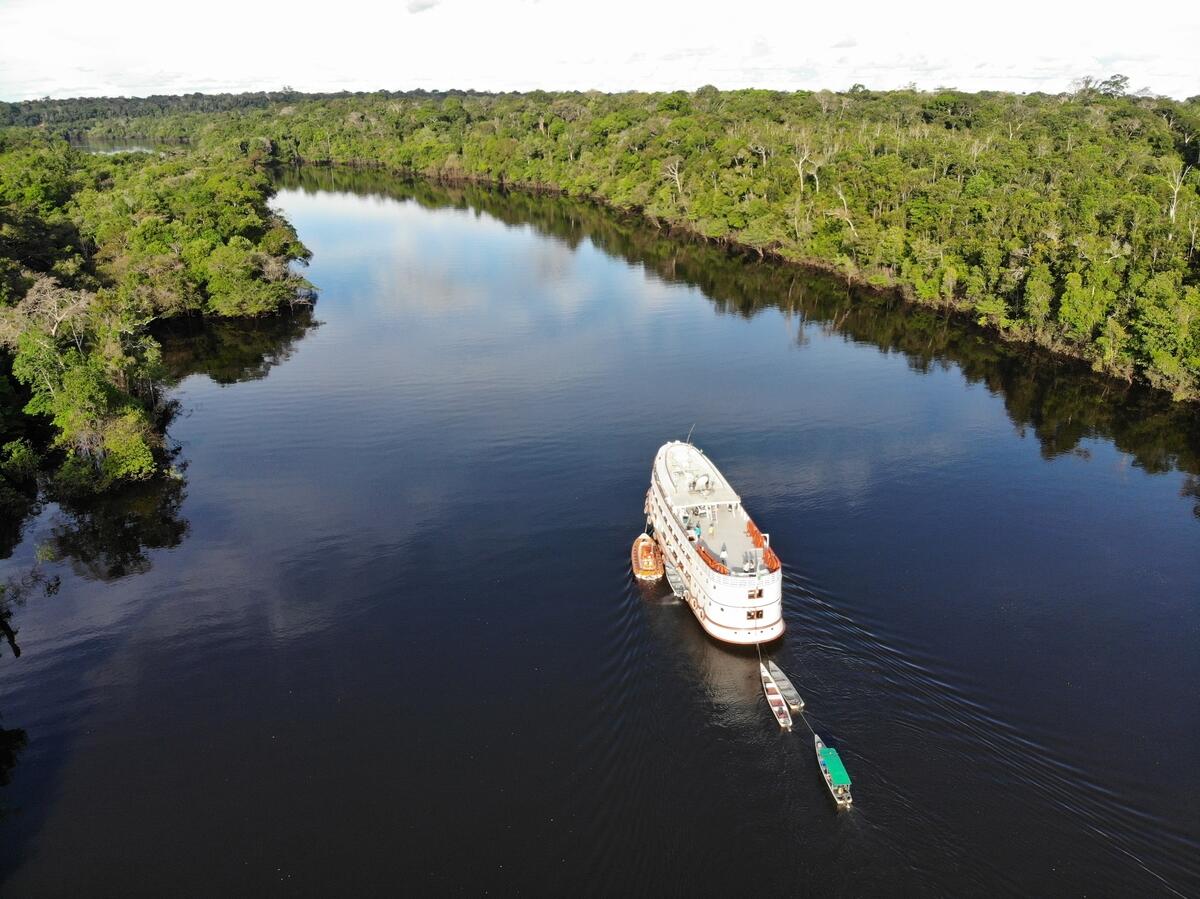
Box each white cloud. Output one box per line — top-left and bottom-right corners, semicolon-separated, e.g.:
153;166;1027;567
0;0;1197;100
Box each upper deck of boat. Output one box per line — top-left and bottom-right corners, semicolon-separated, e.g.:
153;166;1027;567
657;442;740;508
654;442;769;575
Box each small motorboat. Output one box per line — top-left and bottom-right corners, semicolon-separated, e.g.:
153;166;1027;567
814;734;853;808
631;533;664;581
760;663;793;730
766;660;804;713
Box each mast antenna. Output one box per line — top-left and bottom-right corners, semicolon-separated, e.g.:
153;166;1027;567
685;423;696;445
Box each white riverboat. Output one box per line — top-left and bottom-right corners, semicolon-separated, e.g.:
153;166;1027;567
645;441;784;645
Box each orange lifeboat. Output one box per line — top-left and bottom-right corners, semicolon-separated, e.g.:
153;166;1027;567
631;533;664;581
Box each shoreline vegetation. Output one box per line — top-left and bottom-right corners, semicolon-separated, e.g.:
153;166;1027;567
1;84;1198;509
13;84;1195;394
0;129;312;519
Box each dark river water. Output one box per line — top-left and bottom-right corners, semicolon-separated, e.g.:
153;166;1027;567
2;166;1198;896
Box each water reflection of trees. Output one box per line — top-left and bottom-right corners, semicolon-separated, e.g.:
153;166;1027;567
4;308;317;584
0;723;26;822
0;491;38;566
154;308;318;386
0;570;58;659
0;304;319;807
1183;476;1200;519
36;475;189;581
0;570;53;821
276;165;1200;478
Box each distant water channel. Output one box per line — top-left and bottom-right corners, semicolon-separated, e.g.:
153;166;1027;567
64;136;183;155
1;165;1198;895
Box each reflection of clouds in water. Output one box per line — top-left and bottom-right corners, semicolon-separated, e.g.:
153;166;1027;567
367;256;493;319
632;267;694;314
181;545;342;645
274;196;672;415
384;219;599;322
277;185;759;432
699;419;989;515
762;432;976;505
530;236;577;285
53;492;428;652
276;188;440;222
281;188;674;327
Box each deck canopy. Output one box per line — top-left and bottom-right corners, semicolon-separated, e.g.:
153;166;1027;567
659;442;741;508
819;748;852;787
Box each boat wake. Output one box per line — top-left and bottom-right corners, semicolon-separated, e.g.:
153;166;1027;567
776;569;1198;896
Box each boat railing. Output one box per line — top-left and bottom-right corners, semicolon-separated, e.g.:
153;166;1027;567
745;517;782;572
694;558;781;589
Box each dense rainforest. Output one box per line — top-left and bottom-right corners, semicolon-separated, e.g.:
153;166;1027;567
1;83;1199;517
0;88;459;129
0;130;310;521
33;84;1200;403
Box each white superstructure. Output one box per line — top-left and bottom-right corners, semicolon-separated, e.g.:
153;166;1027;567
645;442;784;645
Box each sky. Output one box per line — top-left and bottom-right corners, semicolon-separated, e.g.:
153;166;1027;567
1;0;1197;101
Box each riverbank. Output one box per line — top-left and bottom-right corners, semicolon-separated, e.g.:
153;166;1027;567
286;156;1200;408
93;87;1187;402
0;133;313;509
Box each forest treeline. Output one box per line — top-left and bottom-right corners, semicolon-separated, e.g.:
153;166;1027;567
0;89;472;129
65;84;1200;401
0;131;310;515
3;82;1200;512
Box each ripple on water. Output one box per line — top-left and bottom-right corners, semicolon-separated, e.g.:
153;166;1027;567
775;571;1197;894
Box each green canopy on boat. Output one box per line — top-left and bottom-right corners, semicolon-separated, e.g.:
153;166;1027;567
819;747;852;787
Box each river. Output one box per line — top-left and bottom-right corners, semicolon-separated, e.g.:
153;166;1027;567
1;166;1197;895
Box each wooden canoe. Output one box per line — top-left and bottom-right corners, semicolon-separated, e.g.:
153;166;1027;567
760;663;793;730
766;660;804;713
